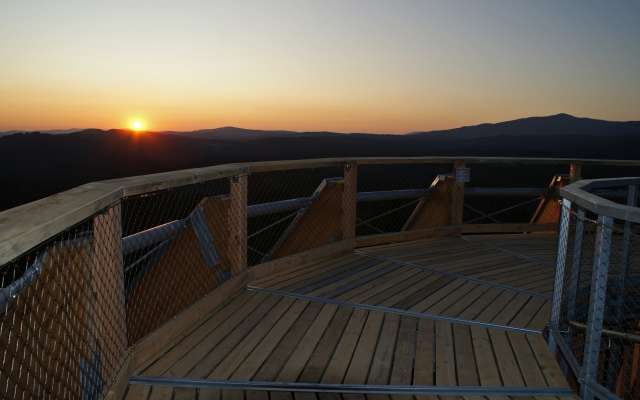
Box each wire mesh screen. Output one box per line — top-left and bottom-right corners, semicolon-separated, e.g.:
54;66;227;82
356;163;451;236
0;206;127;400
557;207;597;365
247;167;343;266
122;178;236;344
555;194;640;399
463;164;566;225
356;162;563;236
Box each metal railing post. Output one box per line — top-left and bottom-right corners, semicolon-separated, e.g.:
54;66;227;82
451;160;467;225
580;215;613;400
565;207;584;335
621;184;638;278
342;161;358;244
548;198;571;353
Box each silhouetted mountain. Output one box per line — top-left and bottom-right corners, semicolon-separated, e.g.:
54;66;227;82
2;114;639;211
0;128;83;137
411;113;640;139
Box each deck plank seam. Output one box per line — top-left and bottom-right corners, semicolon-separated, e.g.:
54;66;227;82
246;286;542;335
317;264;407;300
293;260;396;295
283;258;381;293
127;376;575;397
228;297;304;380
184;295;287;379
230;300;315;385
460;236;556;269
260;302;326;386
143;292;265;377
354;250;550;300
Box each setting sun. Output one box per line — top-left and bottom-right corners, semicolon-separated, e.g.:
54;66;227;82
129;118;146;132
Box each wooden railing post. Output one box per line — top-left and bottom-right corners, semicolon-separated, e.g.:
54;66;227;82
569;162;582;182
451;160;467;225
342;161;358;243
229;173;248;276
92;202;129;399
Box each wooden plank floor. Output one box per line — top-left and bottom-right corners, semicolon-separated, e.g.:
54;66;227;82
253;235;558;331
123;234;575;400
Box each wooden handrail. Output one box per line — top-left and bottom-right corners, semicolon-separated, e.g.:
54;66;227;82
2;156;640;265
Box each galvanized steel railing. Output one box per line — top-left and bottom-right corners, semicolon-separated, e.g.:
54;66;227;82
550;177;640;400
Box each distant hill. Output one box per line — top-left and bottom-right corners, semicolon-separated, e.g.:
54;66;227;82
410;113;640;139
0;128;83;137
4;113;638;140
164;127;376;141
1;113;639;211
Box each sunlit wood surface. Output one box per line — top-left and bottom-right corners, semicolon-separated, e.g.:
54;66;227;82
123;234;575;400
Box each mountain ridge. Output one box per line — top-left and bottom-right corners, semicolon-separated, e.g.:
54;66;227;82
3;113;639;140
2;112;640;211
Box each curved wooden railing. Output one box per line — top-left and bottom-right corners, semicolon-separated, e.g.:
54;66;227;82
2;156;639;266
1;156;640;399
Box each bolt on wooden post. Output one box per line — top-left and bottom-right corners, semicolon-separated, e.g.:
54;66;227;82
451;160;468;225
341;161;358;244
229;173;248;276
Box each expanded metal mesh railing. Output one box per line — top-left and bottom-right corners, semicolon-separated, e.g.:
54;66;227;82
247;167;343;266
550;181;640;400
121;177;233;343
0;206;127;400
2;157;640;399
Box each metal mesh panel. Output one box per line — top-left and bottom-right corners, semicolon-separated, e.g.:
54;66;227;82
356;163;450;236
554;184;640;399
556;206;597;366
0;207;127;400
595;219;640;399
122;178;235;344
247;167;343;266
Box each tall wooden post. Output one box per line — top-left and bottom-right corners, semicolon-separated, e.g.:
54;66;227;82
451;160;467;225
229;174;248;276
569;162;582;182
92;202;129;399
342;161;358;243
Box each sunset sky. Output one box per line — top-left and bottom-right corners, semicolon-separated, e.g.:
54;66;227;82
1;0;639;133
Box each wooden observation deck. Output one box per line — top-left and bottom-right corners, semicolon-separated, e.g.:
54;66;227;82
125;233;568;400
1;157;639;400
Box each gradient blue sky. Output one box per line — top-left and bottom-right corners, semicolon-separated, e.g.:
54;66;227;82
1;0;639;132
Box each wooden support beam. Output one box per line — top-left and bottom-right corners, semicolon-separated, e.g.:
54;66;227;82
267;179;343;260
569;162;582;183
229;174;248;276
451;160;467;225
342;161;358;242
403;175;452;230
530;175;567;224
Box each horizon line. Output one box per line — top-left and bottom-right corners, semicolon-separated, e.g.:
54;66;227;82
2;112;640;135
